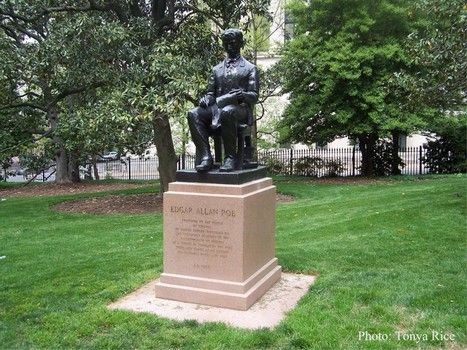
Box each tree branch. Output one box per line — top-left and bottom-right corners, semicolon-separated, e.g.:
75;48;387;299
175;5;225;29
0;128;52;154
0;22;42;42
0;22;21;45
50;81;108;106
0;102;47;112
0;8;30;22
0;2;116;23
17;91;41;99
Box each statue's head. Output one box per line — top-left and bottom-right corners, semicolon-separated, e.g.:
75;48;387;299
221;28;244;57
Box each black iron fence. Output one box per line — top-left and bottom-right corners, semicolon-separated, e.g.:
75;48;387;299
118;146;429;180
256;146;428;177
82;157;162;181
4;146;434;183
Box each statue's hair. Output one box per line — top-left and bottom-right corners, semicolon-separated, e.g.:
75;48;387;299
221;28;244;45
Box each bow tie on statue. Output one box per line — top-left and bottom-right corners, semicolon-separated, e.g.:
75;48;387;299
226;57;239;68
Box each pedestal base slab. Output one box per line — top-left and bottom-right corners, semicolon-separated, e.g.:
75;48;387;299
156;258;281;310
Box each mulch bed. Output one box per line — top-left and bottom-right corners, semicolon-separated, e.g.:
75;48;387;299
1;177;394;215
276;193;295;203
53;192;295;215
1;180;298;214
0;182;147;198
53;193;163;215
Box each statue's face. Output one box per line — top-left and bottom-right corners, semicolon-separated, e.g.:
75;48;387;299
223;36;242;57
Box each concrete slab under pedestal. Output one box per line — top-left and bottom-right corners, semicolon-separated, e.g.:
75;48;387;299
109;273;315;329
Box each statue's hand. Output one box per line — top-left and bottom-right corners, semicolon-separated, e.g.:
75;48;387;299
230;88;245;103
199;96;209;108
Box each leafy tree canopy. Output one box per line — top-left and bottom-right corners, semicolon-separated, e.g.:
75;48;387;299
394;0;466;112
280;0;423;144
277;0;459;175
0;0;271;187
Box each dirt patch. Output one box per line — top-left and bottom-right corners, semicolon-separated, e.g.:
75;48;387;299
0;182;148;198
276;193;295;203
0;176;389;199
53;193;162;214
53;192;295;215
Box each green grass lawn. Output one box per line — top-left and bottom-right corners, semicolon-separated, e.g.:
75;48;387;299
0;175;465;349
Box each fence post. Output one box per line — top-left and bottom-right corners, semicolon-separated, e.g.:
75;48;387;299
289;148;294;175
128;157;131;180
352;146;356;176
182;152;186;170
419;146;423;175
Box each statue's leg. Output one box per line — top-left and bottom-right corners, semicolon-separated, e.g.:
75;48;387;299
219;105;248;171
187;107;213;171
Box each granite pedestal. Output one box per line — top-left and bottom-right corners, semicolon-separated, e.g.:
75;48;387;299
155;170;281;310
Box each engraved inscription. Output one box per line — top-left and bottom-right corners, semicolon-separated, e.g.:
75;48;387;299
171;217;233;263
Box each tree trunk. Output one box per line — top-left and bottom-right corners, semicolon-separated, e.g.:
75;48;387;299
48;105;81;183
391;131;402;175
359;133;377;177
152;111;177;194
55;147;71;183
68;151;80;182
92;155;100;180
48;106;70;184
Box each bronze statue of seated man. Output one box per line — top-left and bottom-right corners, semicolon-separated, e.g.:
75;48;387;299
187;28;259;172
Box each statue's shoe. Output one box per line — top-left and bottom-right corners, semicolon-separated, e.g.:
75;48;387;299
195;158;213;172
219;157;236;172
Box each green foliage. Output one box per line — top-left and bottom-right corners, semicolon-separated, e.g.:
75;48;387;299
373;140;404;176
259;153;287;174
13;137;55;179
0;31;43;166
203;0;271;28
278;0;428;175
294;156;323;177
244;14;271;55
324;158;346;177
281;0;414;140
423;113;467;173
0;1;272;184
394;0;466;111
293;156;346;177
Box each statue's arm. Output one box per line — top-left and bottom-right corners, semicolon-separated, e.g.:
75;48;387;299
242;66;259;105
199;70;216;107
205;70;216;104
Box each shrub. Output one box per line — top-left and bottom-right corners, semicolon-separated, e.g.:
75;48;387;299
423;139;467;173
325;159;346;177
373;141;404;176
260;154;287;175
423;113;467;174
293;156;346;177
294;156;323;177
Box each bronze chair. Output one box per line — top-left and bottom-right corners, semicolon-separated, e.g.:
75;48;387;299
210;124;252;170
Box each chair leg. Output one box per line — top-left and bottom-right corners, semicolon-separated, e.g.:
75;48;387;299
237;134;245;169
244;135;252;162
213;135;223;163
